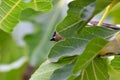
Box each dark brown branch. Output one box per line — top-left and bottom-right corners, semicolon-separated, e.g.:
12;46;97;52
89;21;120;30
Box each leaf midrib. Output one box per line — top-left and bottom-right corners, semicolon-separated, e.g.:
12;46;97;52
0;0;21;24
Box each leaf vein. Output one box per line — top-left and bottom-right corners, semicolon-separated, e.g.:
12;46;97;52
94;62;107;79
85;69;89;80
81;70;85;80
0;0;21;24
92;60;98;80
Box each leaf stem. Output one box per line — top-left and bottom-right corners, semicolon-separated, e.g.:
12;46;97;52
97;0;119;26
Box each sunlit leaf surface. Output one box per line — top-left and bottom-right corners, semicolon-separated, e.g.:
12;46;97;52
0;0;52;32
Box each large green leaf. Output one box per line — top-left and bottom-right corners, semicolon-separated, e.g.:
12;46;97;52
48;26;117;62
48;38;88;62
30;58;74;80
50;58;108;80
0;0;23;32
74;57;108;80
49;38;108;80
73;37;108;75
56;0;113;37
59;25;117;38
30;60;62;80
26;0;52;11
0;0;52;32
78;26;117;39
56;0;95;34
50;62;75;80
